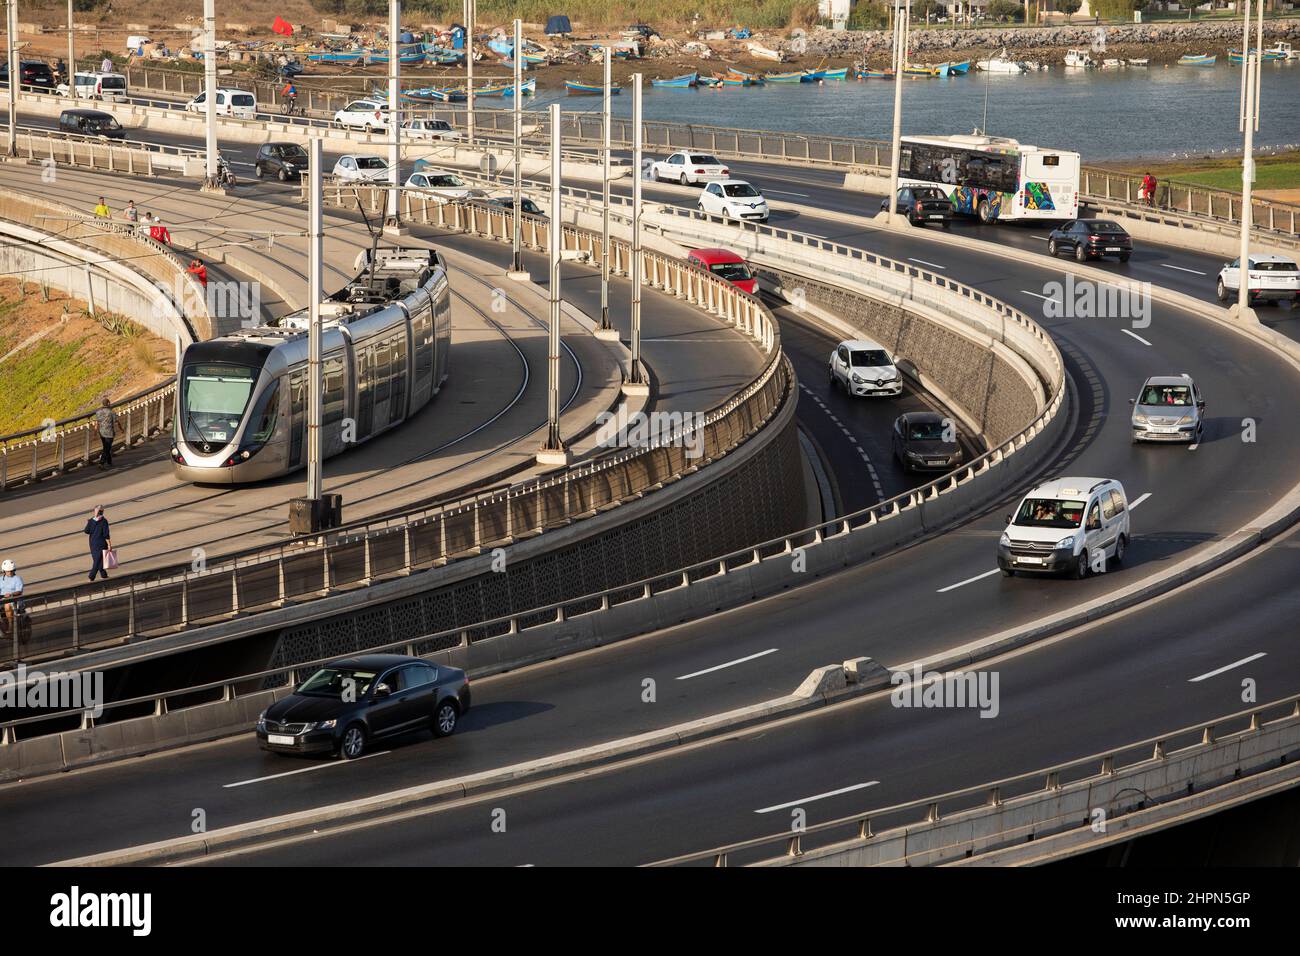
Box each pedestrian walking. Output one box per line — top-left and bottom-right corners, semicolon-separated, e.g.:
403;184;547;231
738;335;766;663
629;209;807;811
84;506;113;582
123;200;139;224
0;559;24;640
94;396;121;469
100;56;114;73
93;196;110;218
148;215;171;245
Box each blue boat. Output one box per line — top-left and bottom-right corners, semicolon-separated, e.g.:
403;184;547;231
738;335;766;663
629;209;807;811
1177;53;1217;66
368;49;426;66
1229;49;1286;63
308;50;365;64
652;72;697;88
565;79;618;94
502;77;536;96
804;67;848;81
948;60;971;75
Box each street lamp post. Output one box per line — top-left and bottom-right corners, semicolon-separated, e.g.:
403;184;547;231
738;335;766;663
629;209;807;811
305;137;324;513
883;0;909;222
5;0;17;158
66;0;74;84
624;73;648;396
595;46;617;340
384;0;404;233
1232;0;1264;323
506;17;528;280
537;103;569;466
464;0;475;146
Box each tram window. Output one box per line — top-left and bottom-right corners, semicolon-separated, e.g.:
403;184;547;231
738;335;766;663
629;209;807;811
323;355;345;425
248;381;280;443
414;312;433;380
374;341;391;405
289;373;305;466
390;335;407;424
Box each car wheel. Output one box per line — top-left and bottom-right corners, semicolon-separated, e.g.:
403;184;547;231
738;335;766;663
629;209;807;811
432;699;459;738
1074;243;1088;263
1120;253;1131;262
1001;567;1014;577
679;171;688;186
364;123;374;134
1072;550;1089;579
1216;280;1229;302
277;168;288;182
1111;534;1127;568
339;723;367;760
254;165;265;178
1047;238;1058;256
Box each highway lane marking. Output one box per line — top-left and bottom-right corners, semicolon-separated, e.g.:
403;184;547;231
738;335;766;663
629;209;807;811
223;751;391;788
908;257;947;270
755;781;879;814
798;382;885;499
1189;652;1267;683
1160;263;1207;276
765;189;810;198
1129;492;1152;509
1121;328;1153;346
1019;290;1057;301
936;568;1002;593
677;648;779;680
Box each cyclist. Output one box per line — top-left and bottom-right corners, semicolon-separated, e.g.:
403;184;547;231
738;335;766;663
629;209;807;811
281;80;298;114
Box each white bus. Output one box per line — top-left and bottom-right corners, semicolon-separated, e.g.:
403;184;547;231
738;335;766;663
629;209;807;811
897;134;1080;224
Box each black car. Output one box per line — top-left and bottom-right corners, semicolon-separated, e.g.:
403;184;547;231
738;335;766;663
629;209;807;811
59;108;127;140
1;60;55;92
488;195;547;218
254;142;310;181
257;654;471;759
1047;219;1133;263
892;411;963;472
879;186;953;228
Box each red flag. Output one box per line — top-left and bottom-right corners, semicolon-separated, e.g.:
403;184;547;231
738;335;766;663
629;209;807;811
272;16;294;37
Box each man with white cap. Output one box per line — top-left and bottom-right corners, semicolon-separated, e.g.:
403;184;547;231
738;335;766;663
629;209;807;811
0;559;24;639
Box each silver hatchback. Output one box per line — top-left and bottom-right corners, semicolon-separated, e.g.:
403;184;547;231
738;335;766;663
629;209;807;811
1130;374;1204;443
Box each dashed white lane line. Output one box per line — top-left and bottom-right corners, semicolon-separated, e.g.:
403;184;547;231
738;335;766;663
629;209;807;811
766;189;810;198
1160;263;1207;276
1189;652;1267;683
799;382;885;499
1129;492;1152;509
677;648;779;680
1121;328;1153;346
756;781;880;814
908;257;947;270
1020;289;1057;301
224;750;391;788
936;568;1003;593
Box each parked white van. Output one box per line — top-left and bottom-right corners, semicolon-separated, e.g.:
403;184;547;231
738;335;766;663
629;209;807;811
998;477;1130;579
58;71;129;102
187;88;257;120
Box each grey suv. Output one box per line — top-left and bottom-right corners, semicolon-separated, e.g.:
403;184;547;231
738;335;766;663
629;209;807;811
1130;374;1204;443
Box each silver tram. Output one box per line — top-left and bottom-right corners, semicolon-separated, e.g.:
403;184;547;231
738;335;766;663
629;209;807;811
171;247;451;483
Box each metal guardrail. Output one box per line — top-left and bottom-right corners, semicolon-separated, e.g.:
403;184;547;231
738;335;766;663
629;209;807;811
650;692;1300;867
1;127;198;178
2;193;783;666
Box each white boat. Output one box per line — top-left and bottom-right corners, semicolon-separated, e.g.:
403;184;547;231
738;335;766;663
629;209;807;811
1101;58;1123;69
1064;49;1093;68
747;41;783;62
976;49;1027;74
1265;41;1296;60
1127;58;1149;67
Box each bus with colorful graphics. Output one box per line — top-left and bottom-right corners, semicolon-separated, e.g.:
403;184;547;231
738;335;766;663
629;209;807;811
896;134;1080;224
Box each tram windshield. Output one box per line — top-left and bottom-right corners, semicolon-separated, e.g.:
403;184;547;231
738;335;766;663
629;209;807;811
181;363;259;447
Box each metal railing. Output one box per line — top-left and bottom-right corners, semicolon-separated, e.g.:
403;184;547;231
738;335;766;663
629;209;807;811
0;126;198;179
650;692;1300;867
2;194;784;666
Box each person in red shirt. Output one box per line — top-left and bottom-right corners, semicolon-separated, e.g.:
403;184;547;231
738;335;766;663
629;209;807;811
1141;172;1157;208
188;258;208;288
147;214;171;245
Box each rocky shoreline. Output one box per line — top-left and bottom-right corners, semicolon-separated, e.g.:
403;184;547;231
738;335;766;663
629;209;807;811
801;18;1300;61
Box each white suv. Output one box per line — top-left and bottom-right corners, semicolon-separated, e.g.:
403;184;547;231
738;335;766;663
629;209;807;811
829;339;902;397
1216;253;1300;305
334;99;389;133
998;477;1130;579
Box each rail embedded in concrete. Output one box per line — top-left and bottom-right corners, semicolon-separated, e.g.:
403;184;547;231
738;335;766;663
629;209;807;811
649;692;1300;867
2;193;783;667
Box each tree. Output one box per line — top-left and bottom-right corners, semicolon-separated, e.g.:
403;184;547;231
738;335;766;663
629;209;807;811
913;0;944;22
987;0;1023;21
1177;0;1202;19
1057;0;1083;21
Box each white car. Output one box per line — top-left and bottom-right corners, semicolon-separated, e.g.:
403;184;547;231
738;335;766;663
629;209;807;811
828;339;902;397
650;150;729;185
402;118;460;141
334;99;389;133
332;154;391;183
1216;253;1300;304
57;71;129;102
697;179;769;222
998;477;1130;579
186;88;257;120
404;171;483;203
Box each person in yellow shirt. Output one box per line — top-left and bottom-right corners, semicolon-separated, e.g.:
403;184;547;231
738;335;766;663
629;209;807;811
93;197;110;218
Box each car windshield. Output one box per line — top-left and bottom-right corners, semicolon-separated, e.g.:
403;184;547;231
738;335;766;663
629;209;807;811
281;146;307;162
427;175;464;187
690;154;721;165
850;349;890;367
722;183;759;198
356;156;387;169
296;667;379;698
520;199;542;214
1014;498;1085;529
1087;221;1125;234
906;421;947;441
1140;384;1191;406
1253;259;1298;272
180;363;258;446
709;262;752;281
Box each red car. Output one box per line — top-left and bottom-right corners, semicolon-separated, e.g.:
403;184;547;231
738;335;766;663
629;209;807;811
686;248;757;295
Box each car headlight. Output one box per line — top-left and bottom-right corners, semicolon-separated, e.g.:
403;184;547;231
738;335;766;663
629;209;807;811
999;532;1010;547
906;450;923;460
1133;413;1148;424
1177;415;1193;425
851;373;865;384
256;710;267;727
1056;536;1075;550
317;719;336;730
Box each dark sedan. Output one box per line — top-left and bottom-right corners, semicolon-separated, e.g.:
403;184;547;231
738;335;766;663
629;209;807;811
1047;219;1133;263
892;411;963;472
879;186;953;228
254;142;310;182
257;653;471;760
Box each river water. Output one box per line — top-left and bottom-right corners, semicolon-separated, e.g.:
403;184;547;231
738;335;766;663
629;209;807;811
514;62;1300;161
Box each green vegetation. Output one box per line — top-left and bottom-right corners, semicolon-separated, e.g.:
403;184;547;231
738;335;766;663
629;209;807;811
310;0;820;29
986;0;1024;23
1168;159;1300;194
0;333;112;435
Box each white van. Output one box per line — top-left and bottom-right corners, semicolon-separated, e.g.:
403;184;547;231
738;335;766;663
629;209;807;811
998;477;1130;579
58;71;129;102
187;88;258;120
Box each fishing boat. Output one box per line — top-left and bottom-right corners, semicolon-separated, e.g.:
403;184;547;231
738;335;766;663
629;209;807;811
1228;49;1287;63
1177;53;1216;66
1064;49;1093;68
1101;58;1123;69
652;72;697;88
367;49;426;66
747;43;783;62
947;60;971;75
714;71;756;86
522;51;548;65
727;68;763;82
1265;41;1296;60
903;63;939;77
424;87;466;102
804;67;848;81
976;49;1027;73
699;76;723;88
502;77;536;96
422;44;464;63
764;70;805;82
307;50;365;64
565;79;617;94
